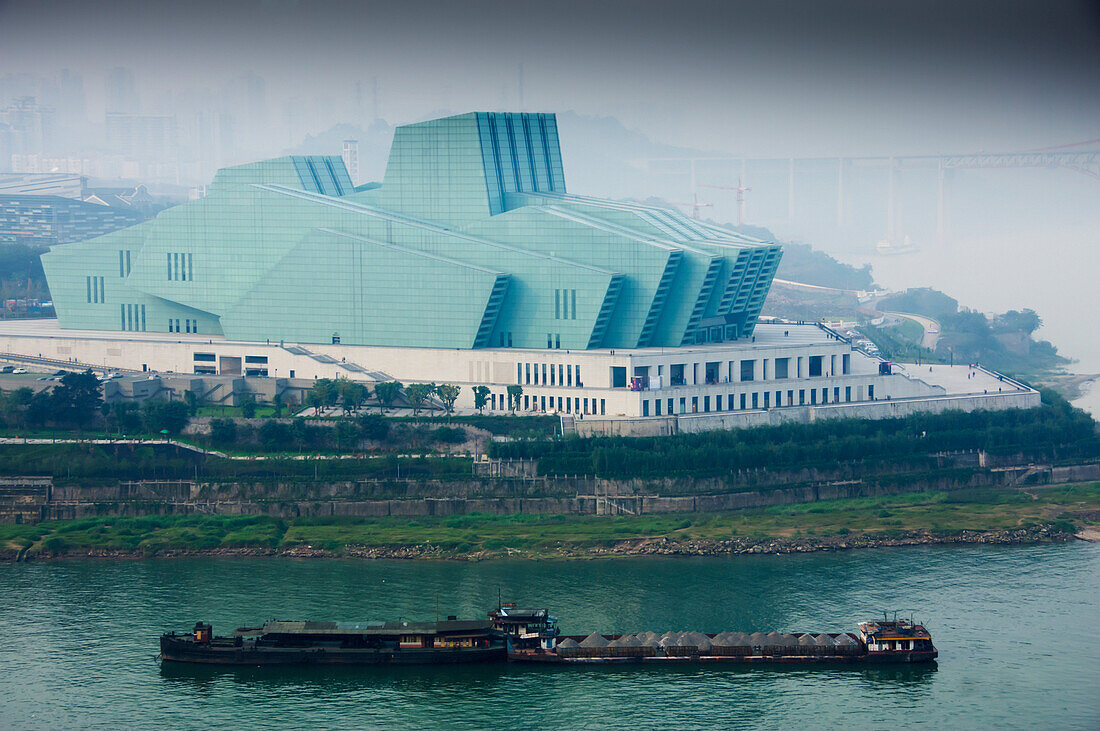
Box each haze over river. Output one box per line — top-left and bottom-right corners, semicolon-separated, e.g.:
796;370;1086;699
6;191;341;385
1;543;1097;729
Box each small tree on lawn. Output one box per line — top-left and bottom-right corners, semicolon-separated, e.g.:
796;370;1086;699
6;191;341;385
436;384;460;413
405;383;435;417
472;385;490;414
373;381;404;415
506;384;523;414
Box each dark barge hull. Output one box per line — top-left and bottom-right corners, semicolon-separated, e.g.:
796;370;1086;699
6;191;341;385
508;650;937;665
160;636;506;666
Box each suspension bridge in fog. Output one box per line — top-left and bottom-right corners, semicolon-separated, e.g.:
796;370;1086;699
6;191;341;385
641;139;1100;243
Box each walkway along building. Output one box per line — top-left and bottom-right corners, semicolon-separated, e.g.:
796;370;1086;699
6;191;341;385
4;112;1037;430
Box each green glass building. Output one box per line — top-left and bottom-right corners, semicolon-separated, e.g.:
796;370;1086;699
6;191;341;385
42;112;781;351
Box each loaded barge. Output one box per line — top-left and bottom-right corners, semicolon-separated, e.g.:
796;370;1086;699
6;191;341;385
160;606;936;666
491;606;937;665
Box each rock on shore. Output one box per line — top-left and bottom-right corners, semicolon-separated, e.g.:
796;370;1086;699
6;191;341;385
2;524;1079;561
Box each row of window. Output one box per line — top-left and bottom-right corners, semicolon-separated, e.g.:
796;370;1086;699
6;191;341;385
86;276;105;303
554;289;577;320
168;318;199;333
488;391;606;415
518;361;582;388
628;354;851;389
547;333;561;349
118;249;132;278
167;252;194;281
120;304;146;332
640;384;874;416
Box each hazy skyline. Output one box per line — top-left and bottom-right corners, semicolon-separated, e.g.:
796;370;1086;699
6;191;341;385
2;0;1098;156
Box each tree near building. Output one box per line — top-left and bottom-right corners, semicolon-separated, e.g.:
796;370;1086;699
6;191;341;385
142;399;190;434
472;385;490;414
308;378;340;413
339;381;369;415
373;381;404;414
50;370;103;427
110;401;142;434
436;384;460;413
0;387;33;428
209;418;238;446
405;383;436;417
357;413;390;440
506;384;523;414
239;394;257;418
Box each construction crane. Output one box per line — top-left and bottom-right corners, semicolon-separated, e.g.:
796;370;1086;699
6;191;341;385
667;193;713;220
700;178;752;226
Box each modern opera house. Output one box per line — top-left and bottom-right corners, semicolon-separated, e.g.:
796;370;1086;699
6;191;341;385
2;112;1035;433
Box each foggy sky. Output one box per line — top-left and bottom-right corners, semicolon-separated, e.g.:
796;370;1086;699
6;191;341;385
1;0;1098;156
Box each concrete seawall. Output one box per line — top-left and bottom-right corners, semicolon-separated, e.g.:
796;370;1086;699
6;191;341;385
16;460;1097;522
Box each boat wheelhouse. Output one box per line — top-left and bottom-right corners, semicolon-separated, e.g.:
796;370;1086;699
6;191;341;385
858;616;936;660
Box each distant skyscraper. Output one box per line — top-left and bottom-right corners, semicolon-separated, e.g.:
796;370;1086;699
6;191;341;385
57;69;86;126
106;67;139;115
0;97;56;156
106;114;175;160
342;139;359;185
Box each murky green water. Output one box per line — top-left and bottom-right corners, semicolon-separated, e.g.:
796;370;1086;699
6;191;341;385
1;543;1097;729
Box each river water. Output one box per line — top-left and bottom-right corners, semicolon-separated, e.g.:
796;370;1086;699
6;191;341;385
1;543;1097;729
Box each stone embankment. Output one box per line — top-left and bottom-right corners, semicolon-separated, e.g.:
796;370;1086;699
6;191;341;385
3;524;1078;563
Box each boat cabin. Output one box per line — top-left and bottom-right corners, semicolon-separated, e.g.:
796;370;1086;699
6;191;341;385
236;618;500;651
489;605;558;650
858;618;934;653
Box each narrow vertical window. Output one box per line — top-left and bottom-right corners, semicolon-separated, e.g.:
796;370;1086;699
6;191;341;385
571;289;577;319
141;305;146;331
99;277;104;302
167;253;172;280
188;253;193;281
126;250;131;276
567;365;572;387
87;277;92;303
119;251;125;277
555;334;561;349
174;253;181;281
554;289;560;319
120;304;126;329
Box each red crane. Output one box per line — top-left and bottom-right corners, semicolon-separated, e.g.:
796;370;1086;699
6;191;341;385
700;177;752;226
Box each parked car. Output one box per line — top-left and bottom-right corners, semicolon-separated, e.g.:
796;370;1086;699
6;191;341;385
12;368;27;374
0;365;14;373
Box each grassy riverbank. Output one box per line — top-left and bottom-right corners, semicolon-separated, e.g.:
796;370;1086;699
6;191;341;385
3;483;1097;560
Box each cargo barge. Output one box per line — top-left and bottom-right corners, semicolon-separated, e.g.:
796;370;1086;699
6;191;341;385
160;606;936;666
159;618;505;665
490;606;937;665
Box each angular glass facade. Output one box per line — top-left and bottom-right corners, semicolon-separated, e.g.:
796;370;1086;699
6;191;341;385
42;112;781;350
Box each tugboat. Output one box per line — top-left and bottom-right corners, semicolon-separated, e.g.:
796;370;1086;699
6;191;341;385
493;607;937;665
160;616;506;665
